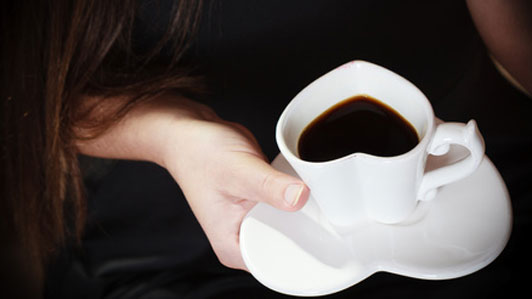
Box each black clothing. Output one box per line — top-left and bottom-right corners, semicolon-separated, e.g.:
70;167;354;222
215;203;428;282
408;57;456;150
46;1;531;298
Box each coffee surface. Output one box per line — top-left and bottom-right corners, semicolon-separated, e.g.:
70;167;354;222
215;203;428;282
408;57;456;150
298;95;418;162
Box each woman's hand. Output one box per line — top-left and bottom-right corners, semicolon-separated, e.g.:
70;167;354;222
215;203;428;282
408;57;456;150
160;102;309;270
76;94;309;271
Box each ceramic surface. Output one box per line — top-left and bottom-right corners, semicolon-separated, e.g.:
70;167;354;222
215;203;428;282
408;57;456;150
276;61;485;226
240;149;512;296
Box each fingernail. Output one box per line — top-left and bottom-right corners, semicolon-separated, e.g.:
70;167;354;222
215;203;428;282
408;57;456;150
284;184;304;207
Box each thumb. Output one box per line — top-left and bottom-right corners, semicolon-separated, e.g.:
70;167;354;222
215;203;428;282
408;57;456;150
236;155;310;211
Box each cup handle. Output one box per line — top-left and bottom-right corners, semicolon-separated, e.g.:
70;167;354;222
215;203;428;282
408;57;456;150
418;120;485;201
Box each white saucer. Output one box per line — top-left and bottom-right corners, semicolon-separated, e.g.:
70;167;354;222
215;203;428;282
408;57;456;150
239;149;512;296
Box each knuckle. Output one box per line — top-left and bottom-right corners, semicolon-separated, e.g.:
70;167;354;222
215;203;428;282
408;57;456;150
213;247;237;269
217;255;232;268
260;173;274;192
260;172;283;202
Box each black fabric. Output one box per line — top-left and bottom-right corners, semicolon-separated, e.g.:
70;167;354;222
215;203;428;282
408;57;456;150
45;1;531;298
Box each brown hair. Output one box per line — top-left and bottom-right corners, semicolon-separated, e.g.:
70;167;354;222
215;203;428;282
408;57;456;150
1;0;203;277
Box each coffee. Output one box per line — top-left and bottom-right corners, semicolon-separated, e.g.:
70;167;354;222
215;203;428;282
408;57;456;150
298;95;418;162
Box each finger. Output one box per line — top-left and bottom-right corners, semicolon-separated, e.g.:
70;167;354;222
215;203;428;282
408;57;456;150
233;154;310;211
212;233;249;271
202;199;251;272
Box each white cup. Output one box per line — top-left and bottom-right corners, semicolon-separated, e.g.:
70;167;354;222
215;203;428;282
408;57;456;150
276;60;485;226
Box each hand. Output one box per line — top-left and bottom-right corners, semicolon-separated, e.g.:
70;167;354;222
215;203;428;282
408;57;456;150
75;94;309;270
160;101;310;270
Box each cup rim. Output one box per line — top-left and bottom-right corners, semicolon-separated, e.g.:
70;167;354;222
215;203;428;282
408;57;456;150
276;60;435;166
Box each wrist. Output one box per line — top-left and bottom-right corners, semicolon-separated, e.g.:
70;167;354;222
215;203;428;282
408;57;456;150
150;96;219;170
75;93;216;168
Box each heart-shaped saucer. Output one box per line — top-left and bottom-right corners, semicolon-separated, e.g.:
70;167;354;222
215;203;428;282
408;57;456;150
239;148;512;296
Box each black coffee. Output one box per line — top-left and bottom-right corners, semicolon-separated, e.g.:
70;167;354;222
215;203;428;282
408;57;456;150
298;95;418;162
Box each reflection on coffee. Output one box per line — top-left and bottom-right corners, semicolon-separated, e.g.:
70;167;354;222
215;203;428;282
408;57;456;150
297;95;418;162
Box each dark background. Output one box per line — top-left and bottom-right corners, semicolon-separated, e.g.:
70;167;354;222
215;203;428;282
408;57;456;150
45;1;531;298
